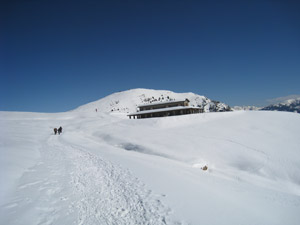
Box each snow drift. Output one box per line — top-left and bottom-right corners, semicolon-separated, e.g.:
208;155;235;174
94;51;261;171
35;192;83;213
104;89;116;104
74;88;231;113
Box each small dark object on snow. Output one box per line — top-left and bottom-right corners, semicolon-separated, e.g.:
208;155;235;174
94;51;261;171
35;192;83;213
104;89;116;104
202;166;208;171
58;126;62;135
54;128;57;135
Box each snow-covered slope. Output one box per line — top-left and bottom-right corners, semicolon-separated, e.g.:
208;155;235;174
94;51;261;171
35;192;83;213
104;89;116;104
1;96;300;224
74;88;231;113
261;97;300;113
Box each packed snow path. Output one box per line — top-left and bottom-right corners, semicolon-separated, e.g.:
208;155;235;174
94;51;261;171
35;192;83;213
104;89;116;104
1;134;171;225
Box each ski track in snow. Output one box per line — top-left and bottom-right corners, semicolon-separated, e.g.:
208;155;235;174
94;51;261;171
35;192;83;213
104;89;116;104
1;135;174;225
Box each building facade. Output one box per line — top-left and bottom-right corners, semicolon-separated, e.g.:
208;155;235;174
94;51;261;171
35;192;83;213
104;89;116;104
128;99;203;119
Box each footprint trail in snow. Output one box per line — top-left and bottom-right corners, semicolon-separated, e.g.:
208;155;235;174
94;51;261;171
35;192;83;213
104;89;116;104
1;135;172;225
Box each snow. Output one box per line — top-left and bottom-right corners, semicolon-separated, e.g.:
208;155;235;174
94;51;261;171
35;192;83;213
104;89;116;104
276;96;300;106
1;89;300;225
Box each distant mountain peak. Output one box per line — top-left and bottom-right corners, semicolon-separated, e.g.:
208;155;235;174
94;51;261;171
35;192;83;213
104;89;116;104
261;97;300;113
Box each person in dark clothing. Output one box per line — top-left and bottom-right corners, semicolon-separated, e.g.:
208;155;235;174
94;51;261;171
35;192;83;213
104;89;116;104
58;126;62;135
54;128;57;135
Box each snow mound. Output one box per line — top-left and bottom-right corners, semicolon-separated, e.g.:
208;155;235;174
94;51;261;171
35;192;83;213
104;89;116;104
73;88;231;114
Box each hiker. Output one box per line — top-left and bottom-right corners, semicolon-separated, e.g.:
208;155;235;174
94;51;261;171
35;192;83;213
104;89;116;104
58;126;62;135
54;128;57;135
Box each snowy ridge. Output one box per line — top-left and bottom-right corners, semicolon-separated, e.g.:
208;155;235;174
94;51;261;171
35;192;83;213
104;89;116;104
262;97;300;113
74;88;231;113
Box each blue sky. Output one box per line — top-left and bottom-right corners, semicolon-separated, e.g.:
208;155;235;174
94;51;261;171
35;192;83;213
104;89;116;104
1;0;300;112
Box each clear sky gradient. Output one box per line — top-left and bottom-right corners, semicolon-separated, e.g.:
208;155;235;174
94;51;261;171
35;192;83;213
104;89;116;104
1;0;300;112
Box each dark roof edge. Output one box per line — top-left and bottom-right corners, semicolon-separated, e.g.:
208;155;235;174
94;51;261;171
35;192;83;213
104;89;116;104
128;106;200;116
137;99;189;108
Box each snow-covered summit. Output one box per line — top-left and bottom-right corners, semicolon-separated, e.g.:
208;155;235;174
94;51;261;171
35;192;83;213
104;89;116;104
283;97;300;105
74;88;231;113
262;97;300;113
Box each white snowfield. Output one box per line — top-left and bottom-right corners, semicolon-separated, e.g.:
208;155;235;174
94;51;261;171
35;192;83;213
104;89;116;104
1;92;300;224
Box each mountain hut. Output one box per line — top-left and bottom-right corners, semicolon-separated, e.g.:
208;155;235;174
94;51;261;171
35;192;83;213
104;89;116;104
128;99;203;119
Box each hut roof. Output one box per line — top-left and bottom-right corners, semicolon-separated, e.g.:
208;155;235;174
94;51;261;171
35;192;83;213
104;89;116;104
137;99;189;108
